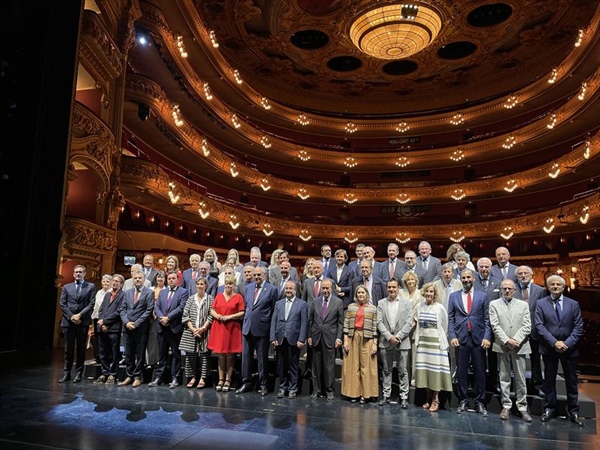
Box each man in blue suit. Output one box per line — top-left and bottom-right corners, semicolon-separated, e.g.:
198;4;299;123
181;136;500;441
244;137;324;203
491;246;518;283
536;275;584;426
351;260;386;307
449;269;492;416
119;272;155;387
149;272;188;388
59;265;96;383
270;281;307;398
181;253;201;293
236;266;278;396
327;249;354;304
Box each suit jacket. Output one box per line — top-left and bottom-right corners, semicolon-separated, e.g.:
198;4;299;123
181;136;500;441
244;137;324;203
416;255;442;284
155;286;189;334
270;296;307;345
432;278;463;310
472;274;502;301
144;267;160;286
182;268;200;291
307;294;343;348
120;286;155;330
378;259;406;283
301;277;336;304
272;278;301;300
348;259;362;278
491;263;518;283
242;281;278;337
327;264;354;300
448;289;491;345
98;289;125;333
60;280;96;327
489;297;531;355
351;275;386;308
398;266;425;288
535;295;583;357
515;282;545;339
183;275;217;297
376;296;413;349
123;277;151;291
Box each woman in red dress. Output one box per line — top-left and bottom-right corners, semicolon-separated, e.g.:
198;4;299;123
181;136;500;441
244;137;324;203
208;276;245;392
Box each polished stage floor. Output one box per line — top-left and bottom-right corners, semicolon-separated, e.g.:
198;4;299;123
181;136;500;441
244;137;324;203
1;353;599;450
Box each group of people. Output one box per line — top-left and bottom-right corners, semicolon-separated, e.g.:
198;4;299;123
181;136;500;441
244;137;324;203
59;242;584;425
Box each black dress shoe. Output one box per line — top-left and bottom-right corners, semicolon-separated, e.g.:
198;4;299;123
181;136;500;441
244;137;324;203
58;374;71;383
568;412;583;427
457;402;468;413
236;384;252;394
73;373;83;383
148;378;162;387
259;387;268;396
350;398;358;403
540;410;553;422
326;391;334;401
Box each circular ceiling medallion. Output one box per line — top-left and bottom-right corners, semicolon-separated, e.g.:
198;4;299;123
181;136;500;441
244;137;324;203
349;3;443;60
382;59;419;75
467;3;513;27
291;30;329;50
327;56;362;72
438;41;478;60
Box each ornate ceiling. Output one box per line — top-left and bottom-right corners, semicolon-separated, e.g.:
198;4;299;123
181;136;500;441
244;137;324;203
118;0;600;247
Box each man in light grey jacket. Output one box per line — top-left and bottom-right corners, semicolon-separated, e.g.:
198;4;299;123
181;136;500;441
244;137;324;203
377;278;414;408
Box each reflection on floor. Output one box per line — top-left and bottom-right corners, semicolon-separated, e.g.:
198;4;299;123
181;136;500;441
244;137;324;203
1;354;599;450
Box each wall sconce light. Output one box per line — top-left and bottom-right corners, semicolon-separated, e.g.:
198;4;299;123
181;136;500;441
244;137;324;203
396;156;410;167
574;29;584;47
298;150;310;161
198;201;209;219
344;232;358;243
262;223;273;236
504;95;519;109
209;30;219;48
450;113;464;125
396;232;410;244
344;156;357;168
580;205;590;224
396;193;411;204
547;114;557;129
297;114;309;126
297;188;310;200
201;139;210;156
451;189;466;201
260;97;271;110
502;135;516;149
299;230;311;241
548;163;560;179
500;226;514;240
450;231;465;243
543;218;555;233
548;68;558;84
171;105;184;127
231;114;241;129
396;122;410;133
175;34;188;58
168;181;180;204
233;69;243;85
583;141;591;159
345;122;358;133
260;178;271;191
450;150;464;162
504;179;518;192
229;162;239;177
578;82;588;100
203;83;213;101
229;215;240;230
260;136;272;148
344;193;358;204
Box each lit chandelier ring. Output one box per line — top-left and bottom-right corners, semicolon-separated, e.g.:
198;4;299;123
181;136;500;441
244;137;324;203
350;3;443;60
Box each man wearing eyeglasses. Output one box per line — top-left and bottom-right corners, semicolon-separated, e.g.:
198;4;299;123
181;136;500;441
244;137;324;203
489;279;532;422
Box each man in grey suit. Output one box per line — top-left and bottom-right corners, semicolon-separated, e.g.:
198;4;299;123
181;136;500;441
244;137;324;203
270;251;299;285
142;254;160;287
307;279;343;400
379;243;405;283
301;260;335;304
398;250;424;288
270;281;307;398
377;279;413;407
351;260;386;308
491;246;518;282
489;279;532;422
119;271;155;387
271;261;300;299
59;265;96;383
416;241;442;284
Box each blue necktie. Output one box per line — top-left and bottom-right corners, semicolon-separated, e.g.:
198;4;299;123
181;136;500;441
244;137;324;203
555;299;561;321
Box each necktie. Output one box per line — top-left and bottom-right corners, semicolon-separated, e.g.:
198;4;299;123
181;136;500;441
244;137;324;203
522;285;529;301
555;299;561;321
324;260;329;276
192;270;197;280
76;281;81;296
423;259;429;271
322;297;328;319
134;289;140;304
110;289;117;303
502;266;508;279
482;278;488;288
285;299;292;320
365;277;370;291
279;279;285;294
254;285;261;305
314;279;320;297
467;291;472;331
167;289;174;309
389;260;395;279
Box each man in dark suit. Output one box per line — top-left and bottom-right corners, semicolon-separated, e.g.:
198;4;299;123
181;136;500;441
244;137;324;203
237;264;255;296
149;272;188;388
301;260;335;304
270;251;299;285
236;266;278;396
491;246;518;283
347;243;365;278
515;265;546;394
119;271;155;387
270;281;307;398
59;265;96;383
328;249;354;303
142;254;159;287
307;279;343;400
320;244;333;279
272;261;300;299
196;261;217;297
416;241;442;284
94;274;125;384
398;250;424;288
536;275;584;426
351;260;386;308
472;257;501;392
181;253;201;293
379;243;405;283
449;269;492;416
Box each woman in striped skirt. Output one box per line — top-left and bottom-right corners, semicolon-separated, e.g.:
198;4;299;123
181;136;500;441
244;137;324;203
180;278;213;388
414;283;452;412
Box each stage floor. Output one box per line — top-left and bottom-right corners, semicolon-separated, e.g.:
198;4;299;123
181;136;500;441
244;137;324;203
1;354;599;450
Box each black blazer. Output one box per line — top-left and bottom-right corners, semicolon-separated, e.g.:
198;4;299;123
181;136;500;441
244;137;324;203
120;286;155;330
60;280;96;327
98;289;125;333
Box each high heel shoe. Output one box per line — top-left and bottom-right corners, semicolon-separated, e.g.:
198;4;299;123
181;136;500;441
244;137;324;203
429;401;439;413
197;378;205;389
186;378;196;388
222;380;231;392
216;379;224;391
422;403;430;409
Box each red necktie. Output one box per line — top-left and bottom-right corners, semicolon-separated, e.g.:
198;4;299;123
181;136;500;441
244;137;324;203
254;285;261;305
522;286;529;301
314;279;320;297
389;260;394;279
110;289;117;303
134;289;140;305
467;291;472;331
192;270;197;280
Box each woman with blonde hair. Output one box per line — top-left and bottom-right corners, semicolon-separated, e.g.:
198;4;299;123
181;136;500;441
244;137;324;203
341;285;379;403
164;255;183;286
203;248;221;279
